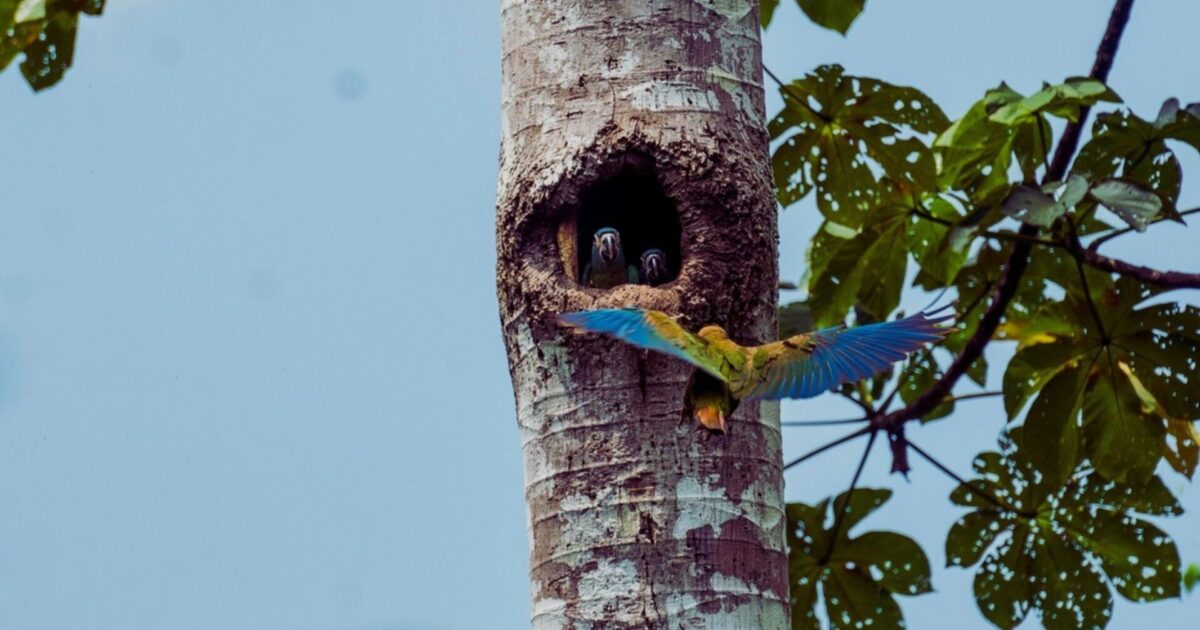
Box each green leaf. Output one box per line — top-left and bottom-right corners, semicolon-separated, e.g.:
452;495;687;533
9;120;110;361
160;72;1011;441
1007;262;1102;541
898;353;953;422
1001;339;1086;420
1001;184;1065;227
946;511;1007;568
770;65;948;228
808;204;908;326
760;0;780;28
1164;418;1199;480
907;197;968;289
787;488;931;630
19;6;75;90
1082;354;1165;484
950;437;1184;630
1022;363;1085;490
1073;106;1188;217
1185;564;1200;594
795;0;865;34
1089;178;1164;231
974;530;1031;628
938;78;1117;205
1031;531;1113;630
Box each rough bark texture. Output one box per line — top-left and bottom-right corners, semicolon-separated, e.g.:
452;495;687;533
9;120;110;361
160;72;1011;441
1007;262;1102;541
496;1;786;628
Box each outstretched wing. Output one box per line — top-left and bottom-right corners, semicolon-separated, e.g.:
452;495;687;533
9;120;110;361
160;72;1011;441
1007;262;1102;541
559;309;729;380
740;306;954;400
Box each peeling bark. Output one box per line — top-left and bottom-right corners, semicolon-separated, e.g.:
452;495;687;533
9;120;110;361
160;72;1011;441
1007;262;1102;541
496;1;786;627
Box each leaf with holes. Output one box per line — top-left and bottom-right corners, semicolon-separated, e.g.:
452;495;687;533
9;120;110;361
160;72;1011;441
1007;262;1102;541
788;488;932;630
795;0;865;34
2;0;103;89
769;65;947;229
948;432;1183;630
1089;178;1164;231
1072;101;1198;219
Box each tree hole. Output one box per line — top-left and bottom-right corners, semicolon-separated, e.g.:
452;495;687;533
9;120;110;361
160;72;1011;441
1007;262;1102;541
560;164;681;289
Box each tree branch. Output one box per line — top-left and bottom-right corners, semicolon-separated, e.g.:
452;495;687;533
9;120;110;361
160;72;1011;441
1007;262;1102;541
1072;241;1200;289
876;0;1137;431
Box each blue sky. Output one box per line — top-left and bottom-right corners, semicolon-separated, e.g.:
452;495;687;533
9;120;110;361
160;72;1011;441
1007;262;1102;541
0;1;1196;628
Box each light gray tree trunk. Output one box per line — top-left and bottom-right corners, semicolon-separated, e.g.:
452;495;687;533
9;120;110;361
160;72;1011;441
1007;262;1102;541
496;1;787;627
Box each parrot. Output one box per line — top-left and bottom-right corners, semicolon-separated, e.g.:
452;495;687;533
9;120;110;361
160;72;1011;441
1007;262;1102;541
582;227;638;289
559;306;954;432
638;249;671;286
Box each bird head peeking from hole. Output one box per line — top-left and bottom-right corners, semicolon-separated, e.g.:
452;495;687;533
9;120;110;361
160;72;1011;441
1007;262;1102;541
582;227;637;289
638;248;671;287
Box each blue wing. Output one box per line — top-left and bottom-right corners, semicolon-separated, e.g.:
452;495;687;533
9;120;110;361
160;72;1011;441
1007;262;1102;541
558;308;728;380
742;305;955;400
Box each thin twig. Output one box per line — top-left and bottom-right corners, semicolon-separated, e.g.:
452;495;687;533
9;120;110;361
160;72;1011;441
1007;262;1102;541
781;417;871;427
820;430;879;563
782;427;872;471
839;389;876;417
907;439;1033;517
1087;206;1200;251
945;391;1001;403
763;63;829;122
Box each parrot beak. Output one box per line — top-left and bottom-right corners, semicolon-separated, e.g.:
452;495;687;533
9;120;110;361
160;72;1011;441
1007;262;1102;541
598;233;618;262
650;256;664;282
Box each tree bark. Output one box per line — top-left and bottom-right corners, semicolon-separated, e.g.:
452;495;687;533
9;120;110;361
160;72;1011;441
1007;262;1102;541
496;2;786;628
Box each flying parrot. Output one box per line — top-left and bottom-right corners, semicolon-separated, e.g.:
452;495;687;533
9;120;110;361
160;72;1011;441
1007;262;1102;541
638;249;671;286
559;306;954;432
581;227;638;289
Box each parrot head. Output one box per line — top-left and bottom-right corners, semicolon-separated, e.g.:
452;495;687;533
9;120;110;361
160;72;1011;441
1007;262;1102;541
683;368;738;433
592;227;623;264
639;249;670;286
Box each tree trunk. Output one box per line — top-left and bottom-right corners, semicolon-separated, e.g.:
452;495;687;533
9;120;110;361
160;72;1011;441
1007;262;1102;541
496;2;786;628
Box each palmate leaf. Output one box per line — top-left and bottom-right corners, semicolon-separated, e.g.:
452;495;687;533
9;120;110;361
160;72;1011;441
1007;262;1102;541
769;64;948;230
788;489;932;629
1000;273;1199;484
947;432;1183;630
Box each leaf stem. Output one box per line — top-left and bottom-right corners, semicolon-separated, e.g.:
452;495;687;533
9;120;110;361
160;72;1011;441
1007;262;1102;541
782;426;872;471
763;63;829;122
781;417;871;427
820;430;879;563
906;439;1033;517
1086;206;1199;251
